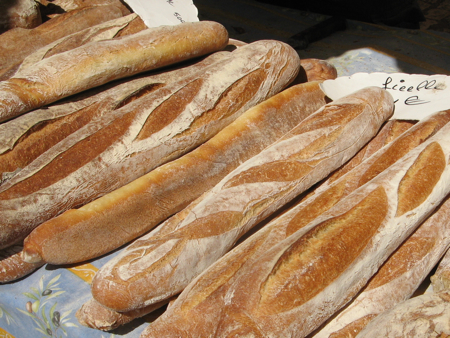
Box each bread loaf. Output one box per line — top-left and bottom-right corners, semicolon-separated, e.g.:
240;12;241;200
22;80;324;266
76;298;171;332
0;0;41;33
139;109;450;338
0;46;230;184
0;20;229;123
312;193;450;338
431;246;450;292
0;4;130;76
355;290;450;337
90;86;393;313
0;39;299;250
0;13;146;81
0;245;44;283
295;58;338;83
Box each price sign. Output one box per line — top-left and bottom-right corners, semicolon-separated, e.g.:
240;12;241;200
321;73;450;120
123;0;199;28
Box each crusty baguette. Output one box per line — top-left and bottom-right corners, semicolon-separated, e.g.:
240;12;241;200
140;110;450;338
0;245;44;283
0;0;41;33
0;4;130;76
22;81;325;266
0;13;146;81
0;47;230;184
0;39;300;250
313;193;450;338
296;58;338;83
76;298;172;332
355;290;450;337
0;20;229;123
431;247;450;292
91;86;394;313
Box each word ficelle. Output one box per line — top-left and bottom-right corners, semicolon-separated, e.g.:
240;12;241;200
381;76;444;106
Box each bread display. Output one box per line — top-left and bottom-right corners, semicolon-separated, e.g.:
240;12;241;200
140;109;450;338
1;4;449;336
0;20;230;123
355;290;450;337
21;80;324;267
0;39;299;251
0;3;130;77
0;13;146;81
313;192;450;337
90;86;393;313
0;47;230;184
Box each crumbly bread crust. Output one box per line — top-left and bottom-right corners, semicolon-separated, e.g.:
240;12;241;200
0;39;299;250
139;110;450;338
0;20;229;122
22;81;323;266
0;4;130;75
90;86;394;313
356;290;450;337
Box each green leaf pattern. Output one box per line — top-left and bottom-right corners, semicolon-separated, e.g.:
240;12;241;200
16;274;78;338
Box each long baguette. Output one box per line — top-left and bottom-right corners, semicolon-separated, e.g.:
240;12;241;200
141;111;450;338
0;39;300;250
0;246;44;283
355;290;450;337
0;47;230;183
431;246;450;292
91;86;394;313
0;20;229;122
22;81;326;266
312;193;450;338
73;118;412;330
0;3;130;77
0;13;146;81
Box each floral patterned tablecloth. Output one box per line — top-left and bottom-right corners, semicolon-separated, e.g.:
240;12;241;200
1;0;450;337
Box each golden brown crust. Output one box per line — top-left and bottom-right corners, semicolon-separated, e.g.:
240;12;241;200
0;246;44;283
0;4;129;75
139;110;450;338
0;20;229;123
295;58;338;84
90;86;393;313
0;40;298;252
0;0;42;33
21;81;322;267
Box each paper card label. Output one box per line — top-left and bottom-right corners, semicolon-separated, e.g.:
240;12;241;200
321;73;450;120
123;0;199;28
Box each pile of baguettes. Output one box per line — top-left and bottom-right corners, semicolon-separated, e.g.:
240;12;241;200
1;0;450;337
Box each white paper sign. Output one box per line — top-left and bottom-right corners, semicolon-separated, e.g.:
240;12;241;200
124;0;199;28
321;73;450;120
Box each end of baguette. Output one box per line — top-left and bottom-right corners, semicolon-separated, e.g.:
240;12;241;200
20;240;43;264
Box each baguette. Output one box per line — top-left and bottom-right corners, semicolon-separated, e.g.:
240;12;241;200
76;298;172;332
75;118;409;331
0;0;41;33
22;81;325;266
140;111;450;338
91;86;394;313
0;13;146;81
431;246;450;292
312;193;450;338
296;58;338;83
0;3;130;76
0;46;230;184
0;245;44;283
0;39;300;250
355;290;450;337
0;20;229;123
